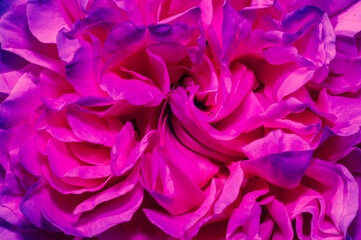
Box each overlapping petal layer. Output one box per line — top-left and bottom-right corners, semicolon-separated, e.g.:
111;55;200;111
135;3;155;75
0;0;360;239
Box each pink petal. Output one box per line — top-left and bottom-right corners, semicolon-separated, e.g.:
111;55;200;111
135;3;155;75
70;142;111;166
57;30;106;96
317;90;361;136
100;71;165;107
305;159;359;236
0;4;64;75
47;138;110;179
67;106;117;147
242;130;313;188
38;69;74;99
102;21;146;59
331;0;361;37
42;160;110;195
26;0;71;43
111;123;158;177
36;108;82;143
73;165;140;215
143;180;216;238
348;175;361;239
162;116;219;188
142;147;205;215
213;162;243;215
1;72;41;128
19;135;44;177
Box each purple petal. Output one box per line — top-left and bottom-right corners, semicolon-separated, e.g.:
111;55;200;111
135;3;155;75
103;21;146;59
26;0;71;43
0;72;41;128
57;30;106;96
242;130;313;188
0;4;64;75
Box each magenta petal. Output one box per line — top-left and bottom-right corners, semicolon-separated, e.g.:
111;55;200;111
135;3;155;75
305;159;359;236
70;142;110;166
21;179;144;237
142;147;205;215
325;58;361;94
111;123;158;176
145;48;171;93
36;108;82;142
242;130;313;188
0;72;41;128
348;175;361;239
163;116;219;188
242;129;312;159
19;180;59;232
318;90;361;136
332;0;361;37
227;180;270;239
266;199;293;239
19;135;43;177
42;161;110;195
0;4;64;75
47;138;87;178
42;93;80;111
147;42;189;67
143;180;216;238
103;21;146;59
339;148;361;174
262;45;312;66
148;22;196;45
38;69;74;99
0;195;30;228
100;71;165;106
213;162;243;215
45;184;144;237
73;165;140;215
57;30;105;96
26;0;71;43
0;48;28;75
67;106;117;147
277;0;356;16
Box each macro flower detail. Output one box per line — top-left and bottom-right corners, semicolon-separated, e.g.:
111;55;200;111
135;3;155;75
1;0;361;239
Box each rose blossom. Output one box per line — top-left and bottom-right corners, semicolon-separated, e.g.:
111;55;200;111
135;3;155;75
1;0;361;239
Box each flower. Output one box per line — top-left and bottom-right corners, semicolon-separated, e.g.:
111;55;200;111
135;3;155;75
0;0;360;239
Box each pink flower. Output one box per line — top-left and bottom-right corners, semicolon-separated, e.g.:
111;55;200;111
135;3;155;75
0;0;360;239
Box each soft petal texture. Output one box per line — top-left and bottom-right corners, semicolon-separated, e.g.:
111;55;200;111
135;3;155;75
0;72;40;128
57;30;105;96
27;0;72;43
144;180;217;238
0;3;64;75
67;106;118;147
242;130;313;188
111;123;159;176
331;0;361;36
161;115;219;188
141;147;206;216
277;0;358;16
1;0;361;239
281;159;359;239
318;90;361;136
100;72;165;106
21;179;144;237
